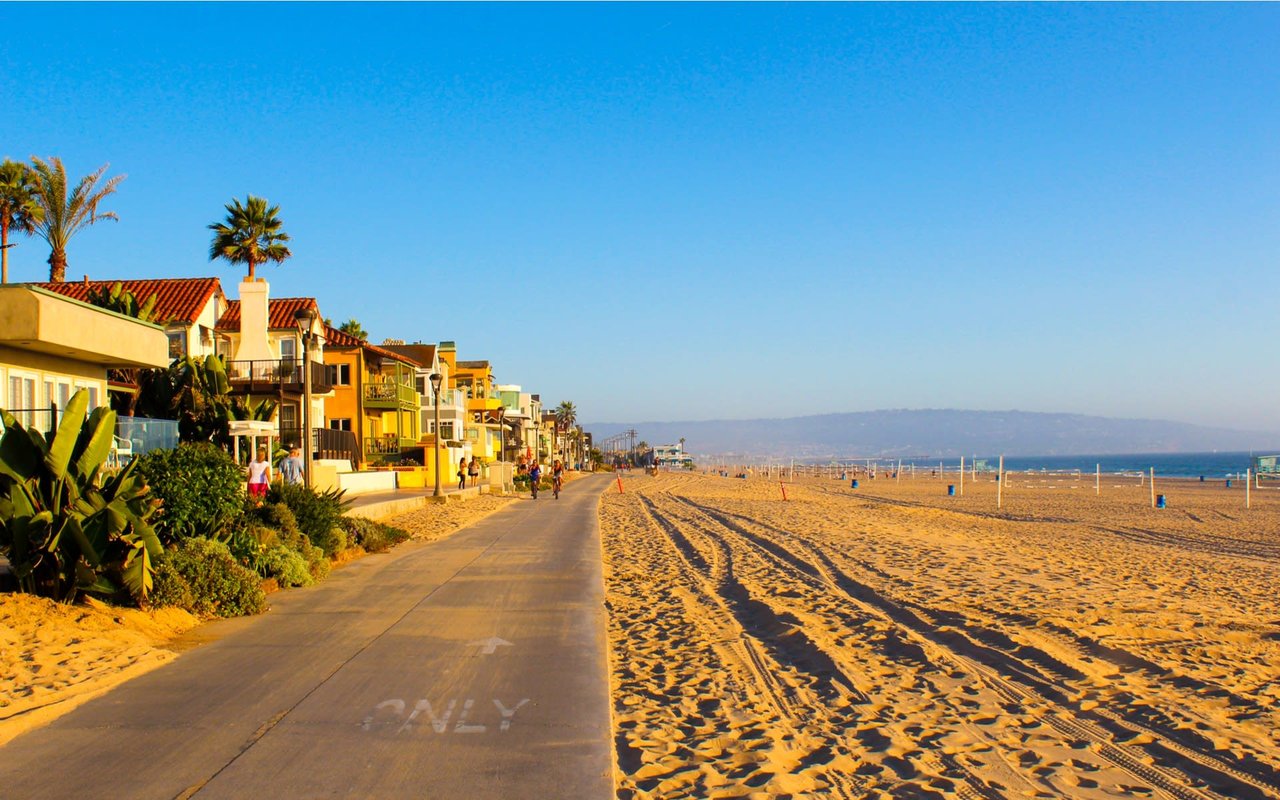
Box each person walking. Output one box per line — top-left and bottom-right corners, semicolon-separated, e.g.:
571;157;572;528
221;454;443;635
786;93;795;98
280;446;305;485
247;447;272;504
467;457;480;488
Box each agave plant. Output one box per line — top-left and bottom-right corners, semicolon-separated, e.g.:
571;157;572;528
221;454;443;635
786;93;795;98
0;390;161;603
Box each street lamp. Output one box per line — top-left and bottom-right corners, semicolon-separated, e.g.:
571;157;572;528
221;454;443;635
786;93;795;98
429;372;443;497
496;405;506;463
292;307;316;488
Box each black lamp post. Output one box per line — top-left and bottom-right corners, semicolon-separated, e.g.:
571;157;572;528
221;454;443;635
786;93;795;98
496;405;506;463
429;372;443;497
293;308;316;488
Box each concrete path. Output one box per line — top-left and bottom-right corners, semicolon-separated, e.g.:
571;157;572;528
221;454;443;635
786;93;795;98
0;474;615;800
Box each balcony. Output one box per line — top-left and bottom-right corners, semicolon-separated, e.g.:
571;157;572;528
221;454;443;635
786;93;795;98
363;380;417;409
365;435;418;457
226;359;332;396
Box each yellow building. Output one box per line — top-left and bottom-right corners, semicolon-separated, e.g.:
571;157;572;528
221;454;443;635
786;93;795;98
322;326;423;466
0;285;168;427
455;359;501;462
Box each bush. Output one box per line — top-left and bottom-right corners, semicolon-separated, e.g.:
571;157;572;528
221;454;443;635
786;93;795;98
268;482;349;557
340;516;411;554
259;544;314;587
137;444;246;544
150;538;267;618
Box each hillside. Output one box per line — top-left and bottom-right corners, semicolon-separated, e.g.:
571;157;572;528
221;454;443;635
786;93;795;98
585;410;1280;458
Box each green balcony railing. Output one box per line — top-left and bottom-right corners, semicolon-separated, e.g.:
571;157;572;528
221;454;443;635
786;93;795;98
363;380;417;408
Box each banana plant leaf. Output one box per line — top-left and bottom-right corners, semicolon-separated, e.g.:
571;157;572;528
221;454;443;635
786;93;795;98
45;390;89;479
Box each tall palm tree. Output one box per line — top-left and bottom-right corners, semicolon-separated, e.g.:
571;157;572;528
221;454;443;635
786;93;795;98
554;400;577;428
339;319;367;340
0;159;43;284
27;157;124;283
208;195;292;281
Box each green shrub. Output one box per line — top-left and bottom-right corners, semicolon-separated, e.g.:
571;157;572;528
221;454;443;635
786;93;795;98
259;544;313;587
150;538;267;618
138;444;245;544
268;482;350;557
340;516;411;554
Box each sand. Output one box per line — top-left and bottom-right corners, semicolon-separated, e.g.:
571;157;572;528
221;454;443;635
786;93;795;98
0;594;198;747
600;471;1280;799
0;492;517;750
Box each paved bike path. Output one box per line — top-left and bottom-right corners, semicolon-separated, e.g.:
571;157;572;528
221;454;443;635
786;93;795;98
0;475;614;799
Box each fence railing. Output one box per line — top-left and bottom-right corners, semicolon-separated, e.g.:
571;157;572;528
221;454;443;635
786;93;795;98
1;405;57;434
224;359;333;395
277;426;360;465
115;416;179;457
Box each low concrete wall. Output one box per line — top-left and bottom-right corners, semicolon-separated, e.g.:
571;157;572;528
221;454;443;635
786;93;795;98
338;470;398;495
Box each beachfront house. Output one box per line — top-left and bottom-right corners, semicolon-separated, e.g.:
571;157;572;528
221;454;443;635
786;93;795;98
454;356;503;465
216;280;355;465
34;276;229;411
321;327;423;467
0;285;169;429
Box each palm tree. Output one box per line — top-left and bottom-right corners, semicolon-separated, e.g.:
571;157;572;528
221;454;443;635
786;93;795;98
554;400;577;428
0;159;43;284
27;157;124;283
208;195;292;281
339;319;367;340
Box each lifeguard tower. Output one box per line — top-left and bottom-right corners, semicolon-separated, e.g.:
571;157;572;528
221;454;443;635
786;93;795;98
1254;455;1279;485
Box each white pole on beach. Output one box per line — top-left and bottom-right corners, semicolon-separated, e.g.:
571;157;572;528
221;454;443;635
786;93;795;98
997;455;1004;508
1096;464;1100;496
790;459;794;481
1247;468;1251;509
959;456;965;496
897;459;901;484
1150;467;1156;508
939;461;943;480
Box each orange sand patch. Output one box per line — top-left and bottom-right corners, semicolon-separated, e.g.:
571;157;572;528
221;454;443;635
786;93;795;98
0;594;198;747
601;471;1280;798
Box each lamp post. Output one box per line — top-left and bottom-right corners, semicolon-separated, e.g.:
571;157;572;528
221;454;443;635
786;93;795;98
497;405;506;463
429;372;443;497
292;308;316;488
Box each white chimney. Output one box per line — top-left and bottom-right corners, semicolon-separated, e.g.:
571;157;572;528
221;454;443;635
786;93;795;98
233;279;274;362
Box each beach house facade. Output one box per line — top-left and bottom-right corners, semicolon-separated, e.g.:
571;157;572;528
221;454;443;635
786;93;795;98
215;281;353;463
321;326;423;466
0;285;169;428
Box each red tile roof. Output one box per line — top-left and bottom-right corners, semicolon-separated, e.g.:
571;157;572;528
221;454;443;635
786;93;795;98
323;325;421;366
32;277;223;325
216;298;320;331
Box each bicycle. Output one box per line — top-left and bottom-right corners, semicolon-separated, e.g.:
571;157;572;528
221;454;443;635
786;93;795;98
553;473;563;499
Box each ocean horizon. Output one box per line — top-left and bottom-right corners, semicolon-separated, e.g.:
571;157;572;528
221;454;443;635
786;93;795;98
883;451;1270;479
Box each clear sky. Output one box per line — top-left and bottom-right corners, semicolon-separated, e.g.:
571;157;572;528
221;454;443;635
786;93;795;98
3;3;1277;430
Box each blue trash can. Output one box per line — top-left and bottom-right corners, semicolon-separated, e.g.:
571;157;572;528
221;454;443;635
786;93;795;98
851;479;859;489
1156;494;1166;508
1226;479;1233;488
947;484;956;496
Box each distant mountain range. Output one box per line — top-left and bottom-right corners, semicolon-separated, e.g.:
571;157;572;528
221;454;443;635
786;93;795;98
584;410;1280;459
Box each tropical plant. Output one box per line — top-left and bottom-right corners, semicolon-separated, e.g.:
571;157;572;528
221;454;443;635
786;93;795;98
134;355;276;443
0;159;43;284
86;281;158;322
136;443;246;543
554;400;577;429
28;157;125;283
267;481;349;557
0;390;161;603
338;319;367;341
208;195;291;281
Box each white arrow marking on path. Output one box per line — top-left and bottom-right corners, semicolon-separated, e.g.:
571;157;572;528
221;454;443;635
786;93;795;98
467;637;513;655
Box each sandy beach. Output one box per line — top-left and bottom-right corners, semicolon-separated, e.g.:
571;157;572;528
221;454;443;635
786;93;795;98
600;471;1280;799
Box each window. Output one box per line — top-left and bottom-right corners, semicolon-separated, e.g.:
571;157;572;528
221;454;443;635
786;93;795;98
280;404;298;440
280;338;297;362
9;371;37;427
45;378;72;424
73;380;101;410
329;418;352;431
440;421;454;440
334;364;351;386
167;332;186;359
466;428;479;441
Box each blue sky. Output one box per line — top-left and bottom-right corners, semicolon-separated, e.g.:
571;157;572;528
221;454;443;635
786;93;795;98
3;4;1277;430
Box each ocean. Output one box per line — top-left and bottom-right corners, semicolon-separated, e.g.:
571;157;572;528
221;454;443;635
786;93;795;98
892;452;1269;479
